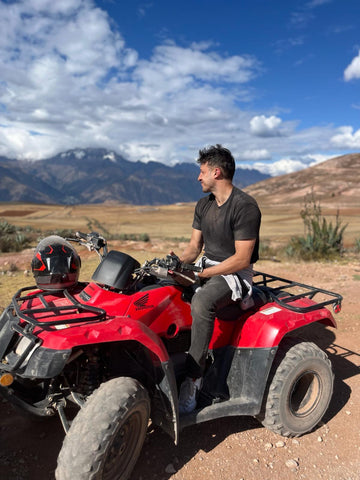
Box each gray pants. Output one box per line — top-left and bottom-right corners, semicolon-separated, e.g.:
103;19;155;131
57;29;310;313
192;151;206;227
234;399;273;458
186;275;238;378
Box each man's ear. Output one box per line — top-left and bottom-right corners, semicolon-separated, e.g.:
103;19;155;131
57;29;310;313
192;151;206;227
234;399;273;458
213;167;222;179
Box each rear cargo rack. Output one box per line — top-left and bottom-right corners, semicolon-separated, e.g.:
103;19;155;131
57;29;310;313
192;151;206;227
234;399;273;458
12;286;107;328
253;271;342;314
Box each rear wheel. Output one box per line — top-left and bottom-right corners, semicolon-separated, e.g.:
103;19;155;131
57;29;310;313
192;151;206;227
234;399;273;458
257;338;333;437
56;377;150;480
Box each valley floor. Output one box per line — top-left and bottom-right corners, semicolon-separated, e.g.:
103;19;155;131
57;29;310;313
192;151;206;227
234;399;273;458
0;255;359;480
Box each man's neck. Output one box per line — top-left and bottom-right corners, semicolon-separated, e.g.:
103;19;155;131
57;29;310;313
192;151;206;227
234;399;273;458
213;183;234;206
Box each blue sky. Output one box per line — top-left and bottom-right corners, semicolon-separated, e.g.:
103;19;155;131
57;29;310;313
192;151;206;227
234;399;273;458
1;0;360;175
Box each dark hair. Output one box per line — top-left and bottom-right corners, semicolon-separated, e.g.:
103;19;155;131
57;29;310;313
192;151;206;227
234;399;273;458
197;144;235;180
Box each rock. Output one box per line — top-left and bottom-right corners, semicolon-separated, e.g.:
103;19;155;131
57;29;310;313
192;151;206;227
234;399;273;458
275;441;286;448
285;459;299;469
165;463;177;474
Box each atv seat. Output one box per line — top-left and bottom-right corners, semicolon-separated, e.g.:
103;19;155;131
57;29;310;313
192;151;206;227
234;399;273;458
215;286;269;322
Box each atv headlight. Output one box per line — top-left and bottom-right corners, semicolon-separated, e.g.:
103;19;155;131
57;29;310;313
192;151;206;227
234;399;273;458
11;336;39;367
15;336;34;356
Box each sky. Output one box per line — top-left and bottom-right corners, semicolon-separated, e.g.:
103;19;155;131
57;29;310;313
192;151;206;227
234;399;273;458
1;0;360;176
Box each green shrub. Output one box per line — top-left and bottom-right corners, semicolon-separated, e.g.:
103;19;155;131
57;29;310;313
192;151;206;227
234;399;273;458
109;233;150;242
259;239;279;260
0;220;32;252
354;237;360;253
286;194;347;261
0;220;16;236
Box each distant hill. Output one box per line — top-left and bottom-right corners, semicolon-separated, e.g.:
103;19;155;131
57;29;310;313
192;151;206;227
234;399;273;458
245;153;360;207
0;148;270;205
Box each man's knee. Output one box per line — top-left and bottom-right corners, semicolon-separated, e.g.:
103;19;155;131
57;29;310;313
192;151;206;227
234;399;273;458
192;277;231;311
191;288;215;319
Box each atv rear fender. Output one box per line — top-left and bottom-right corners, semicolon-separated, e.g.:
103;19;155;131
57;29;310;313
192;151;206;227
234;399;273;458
233;302;337;349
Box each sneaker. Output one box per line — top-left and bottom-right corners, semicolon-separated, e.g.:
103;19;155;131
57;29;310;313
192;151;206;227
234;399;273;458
178;377;202;414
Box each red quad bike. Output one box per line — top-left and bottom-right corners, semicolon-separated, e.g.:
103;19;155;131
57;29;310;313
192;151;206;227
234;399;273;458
0;232;342;480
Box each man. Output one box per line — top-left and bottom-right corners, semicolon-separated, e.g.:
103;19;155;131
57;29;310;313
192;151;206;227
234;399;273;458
175;144;261;414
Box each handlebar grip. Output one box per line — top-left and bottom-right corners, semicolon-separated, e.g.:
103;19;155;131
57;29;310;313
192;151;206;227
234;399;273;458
76;231;89;240
180;263;203;273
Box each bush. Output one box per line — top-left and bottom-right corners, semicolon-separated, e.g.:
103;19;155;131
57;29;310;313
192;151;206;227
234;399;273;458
0;220;31;252
112;233;150;242
355;238;360;253
259;239;279;260
286;194;347;261
0;220;16;235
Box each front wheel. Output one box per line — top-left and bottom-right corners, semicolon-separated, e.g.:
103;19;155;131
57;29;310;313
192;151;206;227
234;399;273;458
56;377;150;480
257;338;334;437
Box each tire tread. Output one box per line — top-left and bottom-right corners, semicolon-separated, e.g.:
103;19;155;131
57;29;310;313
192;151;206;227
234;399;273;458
56;377;150;480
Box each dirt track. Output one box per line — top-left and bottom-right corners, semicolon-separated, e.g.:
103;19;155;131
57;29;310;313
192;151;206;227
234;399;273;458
0;259;359;480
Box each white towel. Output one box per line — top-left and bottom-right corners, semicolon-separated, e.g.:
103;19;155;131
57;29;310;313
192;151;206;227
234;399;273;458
196;256;254;305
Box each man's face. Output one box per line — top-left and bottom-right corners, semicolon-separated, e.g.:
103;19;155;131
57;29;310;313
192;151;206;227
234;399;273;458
198;162;216;192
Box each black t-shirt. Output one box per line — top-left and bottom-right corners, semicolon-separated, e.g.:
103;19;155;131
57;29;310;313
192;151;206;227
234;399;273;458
192;187;261;263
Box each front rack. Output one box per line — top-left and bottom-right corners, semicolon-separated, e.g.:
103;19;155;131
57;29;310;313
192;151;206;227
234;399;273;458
253;271;342;314
12;286;107;328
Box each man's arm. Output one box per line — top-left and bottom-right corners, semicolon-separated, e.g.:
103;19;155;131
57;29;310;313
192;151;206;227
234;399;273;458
198;239;256;279
178;228;204;264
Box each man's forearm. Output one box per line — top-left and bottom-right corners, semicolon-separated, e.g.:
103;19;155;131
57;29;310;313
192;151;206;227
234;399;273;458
198;254;250;278
179;244;202;264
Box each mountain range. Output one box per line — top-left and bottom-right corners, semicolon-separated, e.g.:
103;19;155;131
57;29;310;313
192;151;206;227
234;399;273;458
0;148;270;205
245;153;360;207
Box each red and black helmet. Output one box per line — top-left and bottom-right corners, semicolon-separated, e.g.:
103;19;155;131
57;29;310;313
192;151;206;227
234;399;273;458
31;235;81;291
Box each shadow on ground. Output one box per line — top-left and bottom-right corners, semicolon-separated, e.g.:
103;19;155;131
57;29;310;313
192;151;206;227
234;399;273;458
0;323;358;480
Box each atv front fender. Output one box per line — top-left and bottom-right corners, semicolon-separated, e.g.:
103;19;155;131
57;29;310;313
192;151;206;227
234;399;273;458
39;317;180;442
40;316;169;361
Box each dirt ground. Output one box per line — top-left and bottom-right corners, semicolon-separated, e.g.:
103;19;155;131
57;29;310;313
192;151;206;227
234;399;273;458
0;254;359;480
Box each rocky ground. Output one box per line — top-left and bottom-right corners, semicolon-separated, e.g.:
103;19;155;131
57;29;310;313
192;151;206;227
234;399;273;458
0;256;359;480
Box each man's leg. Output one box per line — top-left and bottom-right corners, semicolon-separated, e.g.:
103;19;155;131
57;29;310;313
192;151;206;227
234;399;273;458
179;276;233;414
186;275;233;377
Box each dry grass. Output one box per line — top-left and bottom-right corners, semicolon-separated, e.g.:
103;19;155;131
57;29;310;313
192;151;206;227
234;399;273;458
1;200;360;308
2;201;360;244
0;202;195;239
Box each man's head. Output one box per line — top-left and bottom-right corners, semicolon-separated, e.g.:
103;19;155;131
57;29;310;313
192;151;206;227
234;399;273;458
197;144;235;181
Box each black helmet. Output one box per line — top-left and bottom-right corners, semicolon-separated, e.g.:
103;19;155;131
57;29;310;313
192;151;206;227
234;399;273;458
31;235;81;291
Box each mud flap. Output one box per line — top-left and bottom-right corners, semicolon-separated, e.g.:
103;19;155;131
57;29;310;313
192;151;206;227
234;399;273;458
199;346;277;410
180;345;277;429
151;360;179;444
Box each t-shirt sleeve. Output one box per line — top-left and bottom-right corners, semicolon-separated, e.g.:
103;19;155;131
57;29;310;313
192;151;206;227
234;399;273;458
233;203;261;241
192;200;202;230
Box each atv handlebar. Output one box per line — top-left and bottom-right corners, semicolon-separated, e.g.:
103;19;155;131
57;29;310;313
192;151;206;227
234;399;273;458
66;233;200;285
66;231;108;259
136;254;203;286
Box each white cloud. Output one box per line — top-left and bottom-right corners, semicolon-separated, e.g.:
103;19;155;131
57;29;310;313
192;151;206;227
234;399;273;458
331;126;360;147
238;149;271;161
0;0;353;173
252;158;307;176
344;50;360;81
135;43;260;96
250;115;282;137
0;0;264;162
246;153;332;176
303;153;331;166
